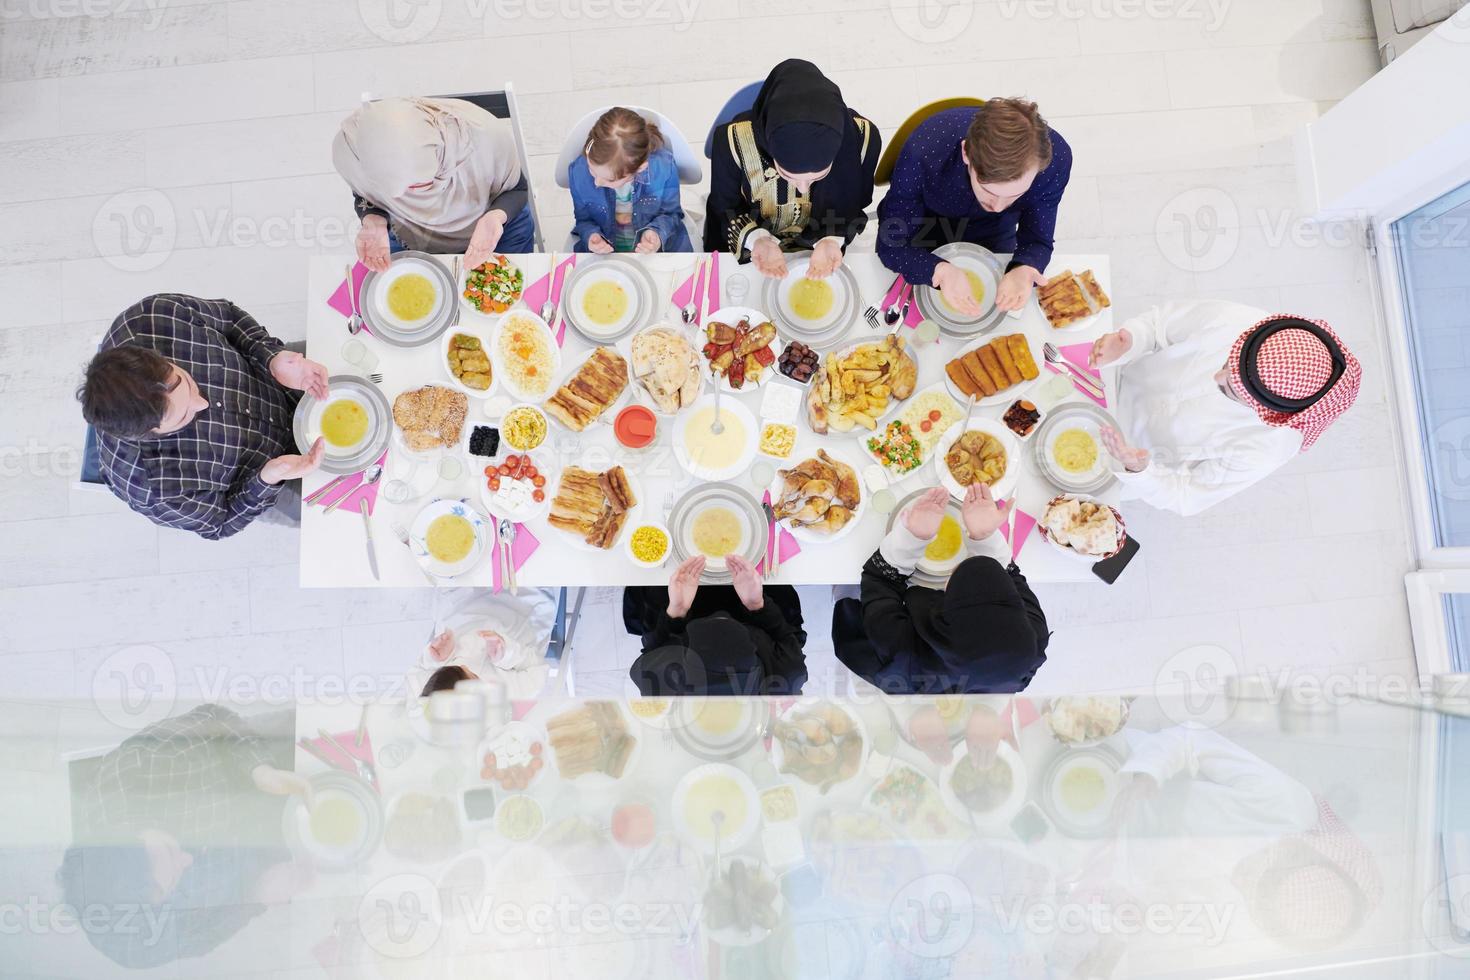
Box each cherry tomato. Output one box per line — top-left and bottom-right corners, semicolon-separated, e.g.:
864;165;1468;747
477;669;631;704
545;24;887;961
532;475;546;488
928;410;942;422
920;420;933;432
532;489;546;503
497;464;512;476
488;477;501;491
483;465;496;477
505;454;520;467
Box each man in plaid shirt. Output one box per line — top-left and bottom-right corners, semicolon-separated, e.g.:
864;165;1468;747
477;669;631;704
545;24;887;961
77;293;331;539
57;704;311;968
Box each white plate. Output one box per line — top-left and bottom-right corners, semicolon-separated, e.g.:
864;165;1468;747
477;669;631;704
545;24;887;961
492;310;562;403
776;257;858;337
769;699;870;792
407;498;493;579
1041;749;1121;837
931;254;998;323
671;698;762;760
547;702;644;786
939;740;1028;833
304;386;375;459
476;721;549;791
1041;415;1107;486
856;382;963;482
941;333;1042;407
546;453;644;554
676;492;755;574
477;451;552;523
862;763;959;837
672;763;761;855
766;445;868;546
371;257;448;331
627;325;706;416
624;520;672;569
934;417;1021;502
673;394;759;482
700;306;780;392
702;856;784;948
566;261;641;339
440;326;499;400
543;342;633;431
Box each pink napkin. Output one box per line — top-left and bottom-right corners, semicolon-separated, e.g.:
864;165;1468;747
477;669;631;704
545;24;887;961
757;489;801;576
490;521;540;593
903;281;925;328
549;256;576;347
706;251;721;316
878;274;905;312
326;262;372;335
1044;341;1107;407
522;254;575;313
310;449;389;515
305;729;378;791
671;256;708;310
999;502;1038;562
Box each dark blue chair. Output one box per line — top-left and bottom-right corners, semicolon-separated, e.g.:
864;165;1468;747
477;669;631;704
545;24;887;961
78;423;104;488
703;80;763;159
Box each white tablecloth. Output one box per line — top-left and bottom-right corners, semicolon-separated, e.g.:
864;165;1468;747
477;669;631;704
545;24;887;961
300;252;1118;587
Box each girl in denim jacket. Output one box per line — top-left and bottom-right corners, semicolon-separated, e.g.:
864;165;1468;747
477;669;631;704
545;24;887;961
568;107;692;253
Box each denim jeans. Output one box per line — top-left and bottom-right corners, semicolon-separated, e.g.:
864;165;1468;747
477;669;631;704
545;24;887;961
387;205;537;255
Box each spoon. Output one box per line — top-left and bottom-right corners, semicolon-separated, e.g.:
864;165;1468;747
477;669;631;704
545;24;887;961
344;262;364;335
681;256;706;326
710;377;725;436
710;809;726;884
497;518;517;592
540;251;557;323
323;464;381;515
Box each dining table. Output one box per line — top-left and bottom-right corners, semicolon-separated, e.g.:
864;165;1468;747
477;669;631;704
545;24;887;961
298;250;1120;588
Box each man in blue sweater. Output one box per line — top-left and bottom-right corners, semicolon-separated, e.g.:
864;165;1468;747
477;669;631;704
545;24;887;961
877;98;1072;316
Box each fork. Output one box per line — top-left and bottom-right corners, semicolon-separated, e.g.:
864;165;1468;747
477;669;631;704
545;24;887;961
1042;342;1106;399
368;372;383;384
867;274;901;329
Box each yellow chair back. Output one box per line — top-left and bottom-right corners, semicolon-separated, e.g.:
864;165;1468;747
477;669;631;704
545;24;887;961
875;97;986;186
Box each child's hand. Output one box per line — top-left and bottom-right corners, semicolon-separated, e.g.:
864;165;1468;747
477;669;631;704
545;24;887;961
428;629;455;662
588;233;614;254
634;229;661;254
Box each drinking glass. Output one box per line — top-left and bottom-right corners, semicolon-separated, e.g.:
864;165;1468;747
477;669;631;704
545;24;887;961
438;456;465;482
341;338;379;372
749;460;776;491
726;272;750;305
913;319;941;345
870;487;898;516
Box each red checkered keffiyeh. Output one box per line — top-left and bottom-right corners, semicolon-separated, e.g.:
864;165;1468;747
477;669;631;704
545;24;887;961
1227;315;1361;451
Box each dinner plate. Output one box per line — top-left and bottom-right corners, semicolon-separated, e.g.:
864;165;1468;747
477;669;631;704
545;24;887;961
1039;746;1123;839
863;762;961;838
856;381;963;484
408;498;493;579
672;394;759;481
885;487;967;589
543;341;634;431
766;445;868;545
672;763;761;854
667;482;767;584
769;698;870;791
545;451;644;554
939;740;1028;834
941;332;1043;407
700;306;781;392
915;242;1007;339
934;417;1021;503
702;855;785;948
477;451;552;524
761;253;860;345
359;251;458;347
293;374;392;475
670;697;763;761
559;254;659;343
1032;401;1119;494
492;310;563;403
458;254;525;320
626;325;706;415
439;325;500;400
281;771;384;871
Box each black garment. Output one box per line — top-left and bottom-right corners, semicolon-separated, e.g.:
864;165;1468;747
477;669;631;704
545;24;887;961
623;585;807;696
704;60;881;258
834;553;1048;694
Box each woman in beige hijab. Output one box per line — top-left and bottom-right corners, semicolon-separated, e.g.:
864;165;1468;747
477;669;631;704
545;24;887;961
333;97;536;270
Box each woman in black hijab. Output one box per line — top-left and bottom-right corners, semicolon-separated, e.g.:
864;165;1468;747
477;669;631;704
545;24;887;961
624;555;808;696
833;485;1049;694
704;59;882;280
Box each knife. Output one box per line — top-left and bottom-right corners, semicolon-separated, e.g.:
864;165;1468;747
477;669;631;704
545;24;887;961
761;502;776;580
359;498;379;580
304;472;352;505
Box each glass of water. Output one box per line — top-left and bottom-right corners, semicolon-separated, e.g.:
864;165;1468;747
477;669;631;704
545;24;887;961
749;459;775;492
913;319;941;345
341;338;379;373
726;272;750;305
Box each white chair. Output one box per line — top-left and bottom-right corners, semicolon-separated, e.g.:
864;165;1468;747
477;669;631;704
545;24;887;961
551;104;704;252
359;85;546;253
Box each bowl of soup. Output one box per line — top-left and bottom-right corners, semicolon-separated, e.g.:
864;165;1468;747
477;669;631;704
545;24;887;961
688;503;748;567
377;261;445;328
408;499;491;579
673;395;758;481
319;397;370;453
569;266;639;339
938;263;998;321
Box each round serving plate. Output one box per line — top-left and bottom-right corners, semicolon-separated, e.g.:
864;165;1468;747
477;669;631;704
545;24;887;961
941;331;1043;408
407;498;493;580
1032;401;1119;495
667;481;768;584
670;697;764;761
1039;745;1124;839
766;444;868;546
559;254;660;344
294;374;393;475
761;252;860;346
700;306;781;393
885;487;967;589
672;394;759;481
492;310;563;404
281;770;384;871
359;250;458;347
934;417;1021;503
915;242;1007;339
